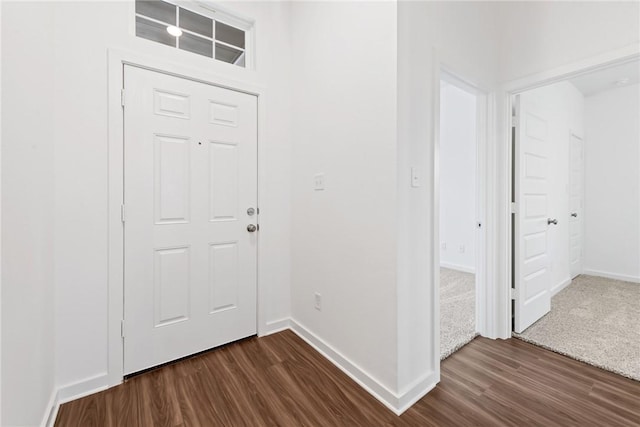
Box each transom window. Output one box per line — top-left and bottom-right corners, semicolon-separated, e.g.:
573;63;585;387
135;0;250;68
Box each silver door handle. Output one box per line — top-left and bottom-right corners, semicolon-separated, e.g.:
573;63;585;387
547;218;558;225
247;224;257;232
571;212;578;218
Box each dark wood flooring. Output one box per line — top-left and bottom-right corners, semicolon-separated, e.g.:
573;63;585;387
56;330;640;426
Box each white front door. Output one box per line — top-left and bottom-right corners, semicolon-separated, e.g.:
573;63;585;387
513;94;554;333
123;65;258;375
569;133;584;279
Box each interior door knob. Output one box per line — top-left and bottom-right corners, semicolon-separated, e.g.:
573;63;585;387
547;218;558;225
247;224;257;233
571;212;578;218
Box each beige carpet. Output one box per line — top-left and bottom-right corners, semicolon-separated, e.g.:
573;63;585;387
440;267;477;360
514;275;640;381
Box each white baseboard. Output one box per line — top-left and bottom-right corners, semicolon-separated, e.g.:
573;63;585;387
43;373;109;427
440;262;475;274
56;373;109;404
395;371;439;414
551;277;572;296
41;388;59;427
261;317;291;336
289;319;438;415
582;269;640;284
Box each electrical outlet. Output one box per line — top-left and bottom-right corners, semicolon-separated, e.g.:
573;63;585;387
459;245;465;253
441;242;447;250
314;292;322;311
314;173;325;191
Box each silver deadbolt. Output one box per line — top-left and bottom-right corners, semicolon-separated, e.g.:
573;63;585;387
247;207;256;216
247;224;257;233
547;218;558;225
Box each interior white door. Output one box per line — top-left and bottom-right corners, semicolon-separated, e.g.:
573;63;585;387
513;94;554;333
569;133;584;279
123;65;258;374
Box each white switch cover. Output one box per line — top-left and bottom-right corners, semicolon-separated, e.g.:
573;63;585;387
411;167;420;188
314;173;325;191
459;245;465;253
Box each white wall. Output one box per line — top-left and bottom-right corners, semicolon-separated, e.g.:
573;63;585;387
397;0;501;397
1;3;56;425
519;82;585;294
2;1;292;423
289;0;399;396
439;82;477;273
584;83;640;282
0;0;3;422
498;2;640;82
289;0;501;409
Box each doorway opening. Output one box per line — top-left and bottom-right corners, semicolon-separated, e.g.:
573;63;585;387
509;58;640;381
438;71;486;359
107;50;269;388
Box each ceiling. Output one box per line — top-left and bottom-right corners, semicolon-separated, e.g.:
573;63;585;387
569;60;640;97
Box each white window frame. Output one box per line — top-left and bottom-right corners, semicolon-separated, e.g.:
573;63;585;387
131;0;256;70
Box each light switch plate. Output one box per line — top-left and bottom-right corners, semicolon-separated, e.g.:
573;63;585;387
314;173;325;191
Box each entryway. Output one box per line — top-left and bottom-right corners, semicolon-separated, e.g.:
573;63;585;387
510;59;640;381
122;65;259;375
438;71;486;359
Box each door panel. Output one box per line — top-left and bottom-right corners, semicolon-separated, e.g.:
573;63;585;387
154;135;191;224
514;94;552;333
569;134;584;278
209;141;239;221
123;65;258;375
208;242;239;313
154;246;190;327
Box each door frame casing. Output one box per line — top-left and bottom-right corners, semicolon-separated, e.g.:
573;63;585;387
107;48;268;387
568;130;584;280
436;67;490;339
500;44;640;338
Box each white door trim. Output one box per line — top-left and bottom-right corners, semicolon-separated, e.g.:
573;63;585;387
107;48;268;388
437;67;490;338
497;43;640;339
568;130;584;279
433;51;493;374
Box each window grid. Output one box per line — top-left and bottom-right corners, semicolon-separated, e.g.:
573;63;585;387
135;1;247;67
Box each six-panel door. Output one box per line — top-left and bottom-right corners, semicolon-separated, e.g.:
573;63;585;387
514;93;552;333
123;65;258;375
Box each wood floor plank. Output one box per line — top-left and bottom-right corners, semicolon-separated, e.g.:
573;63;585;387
136;365;183;427
103;377;141;427
55;331;640;426
55;390;106;427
